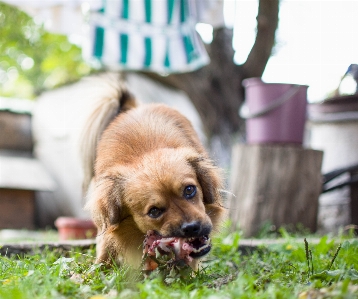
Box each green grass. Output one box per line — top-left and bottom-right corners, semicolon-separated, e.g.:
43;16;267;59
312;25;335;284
0;228;357;299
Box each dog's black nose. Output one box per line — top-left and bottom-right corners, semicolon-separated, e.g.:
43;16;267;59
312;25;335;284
181;221;201;237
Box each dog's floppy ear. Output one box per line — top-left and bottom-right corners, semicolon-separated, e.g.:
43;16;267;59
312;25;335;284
85;176;125;231
188;155;222;205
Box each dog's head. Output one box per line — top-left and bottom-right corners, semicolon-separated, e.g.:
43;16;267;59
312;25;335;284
91;147;224;258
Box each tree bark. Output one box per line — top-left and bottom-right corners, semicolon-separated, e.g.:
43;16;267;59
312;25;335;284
229;144;323;236
140;0;279;165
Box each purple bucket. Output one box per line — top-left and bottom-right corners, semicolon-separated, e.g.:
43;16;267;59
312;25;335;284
241;78;308;145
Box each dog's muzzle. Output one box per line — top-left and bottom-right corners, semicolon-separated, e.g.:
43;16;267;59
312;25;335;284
179;221;212;258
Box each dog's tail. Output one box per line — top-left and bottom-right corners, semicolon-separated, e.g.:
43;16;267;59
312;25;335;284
80;73;137;194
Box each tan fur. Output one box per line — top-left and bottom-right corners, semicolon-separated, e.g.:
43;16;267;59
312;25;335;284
83;90;225;269
79;73;137;193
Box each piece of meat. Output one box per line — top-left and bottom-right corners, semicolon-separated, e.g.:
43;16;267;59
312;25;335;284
142;230;194;271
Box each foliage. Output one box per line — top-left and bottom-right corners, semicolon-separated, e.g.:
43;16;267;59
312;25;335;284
0;2;92;99
0;229;357;299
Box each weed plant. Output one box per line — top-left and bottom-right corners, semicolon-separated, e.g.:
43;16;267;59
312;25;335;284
0;227;357;299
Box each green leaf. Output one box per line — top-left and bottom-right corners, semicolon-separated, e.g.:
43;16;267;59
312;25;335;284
311;269;358;282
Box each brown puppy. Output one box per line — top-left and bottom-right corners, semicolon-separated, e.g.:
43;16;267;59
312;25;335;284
82;79;225;269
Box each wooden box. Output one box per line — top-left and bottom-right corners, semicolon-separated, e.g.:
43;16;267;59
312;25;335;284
0;152;56;229
0;188;35;229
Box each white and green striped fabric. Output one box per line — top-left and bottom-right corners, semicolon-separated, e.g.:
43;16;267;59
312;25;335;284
89;0;209;73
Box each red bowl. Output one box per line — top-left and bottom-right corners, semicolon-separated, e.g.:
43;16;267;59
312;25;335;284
54;217;97;240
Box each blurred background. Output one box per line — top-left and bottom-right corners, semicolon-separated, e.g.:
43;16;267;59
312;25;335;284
1;0;358;101
1;0;358;239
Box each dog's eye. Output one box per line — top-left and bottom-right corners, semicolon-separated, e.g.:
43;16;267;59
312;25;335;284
183;185;196;199
148;207;164;219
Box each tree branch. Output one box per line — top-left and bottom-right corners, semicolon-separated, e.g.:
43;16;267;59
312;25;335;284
242;0;279;78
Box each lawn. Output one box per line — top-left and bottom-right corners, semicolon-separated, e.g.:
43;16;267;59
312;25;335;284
0;226;357;299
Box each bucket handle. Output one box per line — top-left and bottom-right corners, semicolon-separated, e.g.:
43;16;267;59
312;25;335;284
239;85;301;119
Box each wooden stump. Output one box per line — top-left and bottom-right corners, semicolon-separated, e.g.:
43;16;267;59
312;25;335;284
228;144;323;237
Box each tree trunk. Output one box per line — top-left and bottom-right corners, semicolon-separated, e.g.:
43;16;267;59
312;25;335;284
141;0;279;166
